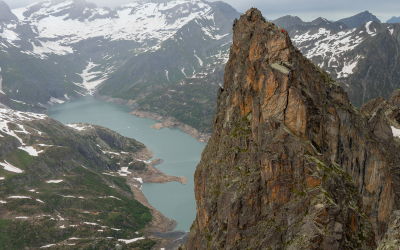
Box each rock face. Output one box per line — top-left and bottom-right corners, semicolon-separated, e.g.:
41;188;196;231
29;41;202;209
181;8;400;250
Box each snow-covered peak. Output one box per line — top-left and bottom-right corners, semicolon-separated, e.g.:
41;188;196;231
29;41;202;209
13;0;99;21
6;0;213;56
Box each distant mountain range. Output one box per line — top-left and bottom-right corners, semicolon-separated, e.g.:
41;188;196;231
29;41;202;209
0;0;399;136
337;10;381;28
387;16;400;23
287;18;398;107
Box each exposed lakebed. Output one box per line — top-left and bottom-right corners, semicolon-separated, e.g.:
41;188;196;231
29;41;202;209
49;95;205;231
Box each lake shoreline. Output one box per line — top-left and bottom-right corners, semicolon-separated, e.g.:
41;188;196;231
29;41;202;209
94;94;212;142
48;95;204;232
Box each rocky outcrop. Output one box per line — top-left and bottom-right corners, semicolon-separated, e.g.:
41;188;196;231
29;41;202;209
181;8;400;250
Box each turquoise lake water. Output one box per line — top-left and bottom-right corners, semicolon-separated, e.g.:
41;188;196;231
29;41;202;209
48;95;205;231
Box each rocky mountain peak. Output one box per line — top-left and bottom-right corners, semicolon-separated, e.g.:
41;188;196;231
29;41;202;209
273;14;304;29
311;17;331;26
181;7;400;250
387;16;400;23
337;10;381;28
0;0;18;22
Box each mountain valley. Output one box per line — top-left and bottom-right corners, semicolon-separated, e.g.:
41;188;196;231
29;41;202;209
1;0;399;140
1;0;400;249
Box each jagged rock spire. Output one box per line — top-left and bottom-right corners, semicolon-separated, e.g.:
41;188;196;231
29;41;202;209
181;8;400;250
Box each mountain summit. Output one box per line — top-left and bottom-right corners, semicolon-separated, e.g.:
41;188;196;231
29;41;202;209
0;1;18;22
337;10;380;28
180;8;400;249
387;16;400;23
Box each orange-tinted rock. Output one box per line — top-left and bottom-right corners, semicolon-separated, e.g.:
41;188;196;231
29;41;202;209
181;8;400;250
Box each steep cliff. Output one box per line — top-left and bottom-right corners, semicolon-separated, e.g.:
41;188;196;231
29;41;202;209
181;8;400;249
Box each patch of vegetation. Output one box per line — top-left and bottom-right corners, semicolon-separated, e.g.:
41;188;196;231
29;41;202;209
128;161;146;171
3;148;33;169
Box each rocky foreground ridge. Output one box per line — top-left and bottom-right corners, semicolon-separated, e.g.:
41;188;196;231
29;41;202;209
181;9;400;249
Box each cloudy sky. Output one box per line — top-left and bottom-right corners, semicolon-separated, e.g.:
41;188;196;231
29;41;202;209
6;0;399;22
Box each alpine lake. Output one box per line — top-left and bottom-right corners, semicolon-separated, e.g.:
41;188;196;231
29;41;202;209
49;95;206;231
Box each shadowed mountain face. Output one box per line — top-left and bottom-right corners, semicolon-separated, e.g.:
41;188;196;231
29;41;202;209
387;16;400;23
273;15;304;29
180;8;400;250
0;1;18;22
337;10;381;28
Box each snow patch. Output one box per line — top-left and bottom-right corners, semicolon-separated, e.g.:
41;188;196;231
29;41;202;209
48;97;65;105
337;56;361;78
118;237;145;244
0;160;24;173
46;180;63;183
365;21;376;36
62;195;75;198
77;62;107;94
84;222;98;226
388;27;394;35
40;244;56;248
66;123;92;131
133;177;143;183
118;167;131;177
392;126;400;138
194;53;203;67
98;196;122;201
181;68;187;77
11;99;26;104
18;146;43;156
165;70;170;82
0;109;47;146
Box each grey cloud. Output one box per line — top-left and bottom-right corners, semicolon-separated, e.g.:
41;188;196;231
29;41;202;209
4;0;399;23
